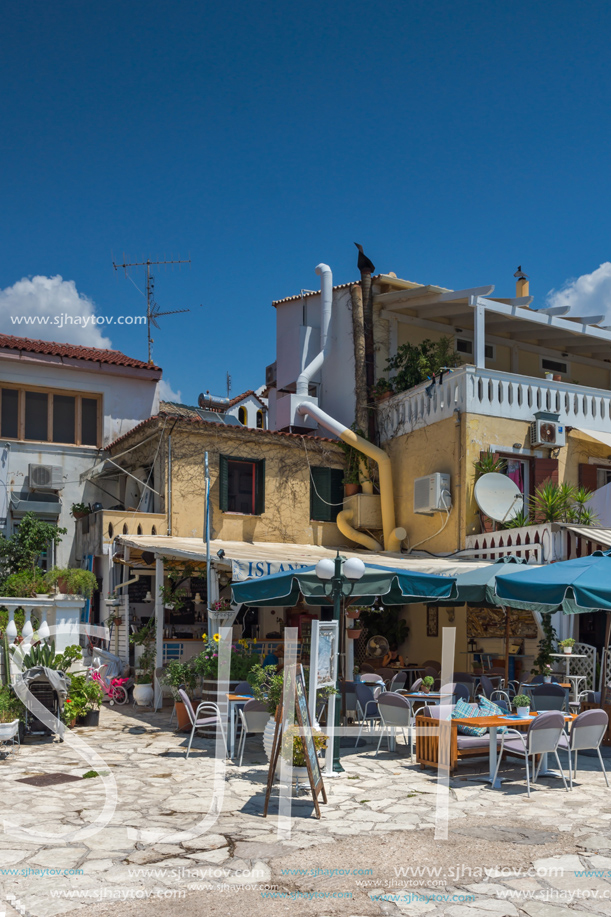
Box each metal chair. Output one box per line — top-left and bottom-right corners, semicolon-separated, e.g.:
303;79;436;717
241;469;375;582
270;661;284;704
361;673;385;685
178;689;227;759
410;677;424;693
439;682;470;704
530;683;569;713
376;693;413;757
236;699;269;766
233;681;254;696
354;682;381;746
389;671;408;692
422;661;441;673
558;708;609;789
492;710;568;797
477;675;512;708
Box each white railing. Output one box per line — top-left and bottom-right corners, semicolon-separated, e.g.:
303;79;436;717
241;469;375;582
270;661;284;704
464;523;567;564
378;364;611;442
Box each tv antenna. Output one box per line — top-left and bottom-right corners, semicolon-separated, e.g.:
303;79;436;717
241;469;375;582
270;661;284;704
226;372;232;399
112;256;191;362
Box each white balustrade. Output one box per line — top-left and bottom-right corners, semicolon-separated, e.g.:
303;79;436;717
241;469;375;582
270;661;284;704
378;365;611;442
464;523;567;564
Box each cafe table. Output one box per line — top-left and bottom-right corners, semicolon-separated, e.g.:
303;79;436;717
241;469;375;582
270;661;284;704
225;694;253;758
450;712;576;789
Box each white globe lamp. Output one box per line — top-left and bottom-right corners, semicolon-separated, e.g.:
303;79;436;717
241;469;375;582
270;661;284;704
315;558;335;581
343;557;366;581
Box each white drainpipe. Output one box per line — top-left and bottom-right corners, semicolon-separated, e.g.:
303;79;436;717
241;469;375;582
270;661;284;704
296;263;333;396
294;263;405;553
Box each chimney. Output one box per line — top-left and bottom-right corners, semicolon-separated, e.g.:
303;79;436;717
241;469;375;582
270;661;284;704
514;266;529;299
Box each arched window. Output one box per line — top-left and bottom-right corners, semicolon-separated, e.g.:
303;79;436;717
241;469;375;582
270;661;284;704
256;410;264;429
137;524;143;535
151;525;157;535
123;523;128;534
108;522;114;539
238;406;247;425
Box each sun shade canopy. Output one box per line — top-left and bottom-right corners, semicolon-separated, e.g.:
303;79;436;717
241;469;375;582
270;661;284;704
450;555;528;606
231;563;457;607
495;550;611;614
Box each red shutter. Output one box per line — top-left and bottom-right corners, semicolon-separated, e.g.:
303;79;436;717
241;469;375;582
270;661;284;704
532;458;558;490
579;463;598;491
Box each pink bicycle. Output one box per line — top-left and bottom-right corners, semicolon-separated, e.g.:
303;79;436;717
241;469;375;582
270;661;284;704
91;668;130;706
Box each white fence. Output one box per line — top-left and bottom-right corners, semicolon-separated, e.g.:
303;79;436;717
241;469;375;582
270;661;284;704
378;364;611;441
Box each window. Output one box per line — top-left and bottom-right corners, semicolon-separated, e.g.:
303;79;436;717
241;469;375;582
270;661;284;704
456;338;494;360
0;386;100;446
256;410;264;429
1;388;18;438
238;406;247;425
597;468;611;489
310;467;344;522
541;357;568;375
219;455;265;515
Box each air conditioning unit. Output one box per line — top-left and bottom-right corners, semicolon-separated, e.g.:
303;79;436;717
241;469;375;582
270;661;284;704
529;419;566;448
265;361;277;387
28;463;64;491
413;473;451;514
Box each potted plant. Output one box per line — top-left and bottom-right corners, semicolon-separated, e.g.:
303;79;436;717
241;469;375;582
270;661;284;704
559;638;576;655
282;723;327;781
247;664;287;758
133;642;156;706
542;663;553;684
513;694;531;719
64;674;104;727
211;598;232;612
421;675;435;694
2;568;48;598
160;660;198;730
343;466;361;497
71;502;91;520
45;567;98;599
0;685;23;745
372;377;394;403
346;620;363;640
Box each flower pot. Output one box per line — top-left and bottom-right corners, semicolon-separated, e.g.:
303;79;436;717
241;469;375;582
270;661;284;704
543;676;552;683
563;647;573;655
346;609;361;620
76;710;100;727
0;719;19;740
421;686;431;694
73;511;90;520
516;707;531;719
345;483;360;497
376;391;392;403
347;628;362;640
133;683;154;706
175;700;192;732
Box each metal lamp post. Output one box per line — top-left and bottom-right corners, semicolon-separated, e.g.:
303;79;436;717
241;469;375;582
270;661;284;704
315;553;365;772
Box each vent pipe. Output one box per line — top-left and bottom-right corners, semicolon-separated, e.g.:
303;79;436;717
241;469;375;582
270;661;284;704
296;263;332;396
514;266;529;299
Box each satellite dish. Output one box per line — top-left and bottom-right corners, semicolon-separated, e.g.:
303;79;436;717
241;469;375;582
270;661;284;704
366;635;390;658
474;472;523;523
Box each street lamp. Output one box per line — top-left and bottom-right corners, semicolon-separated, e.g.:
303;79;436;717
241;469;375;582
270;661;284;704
315;553;365;772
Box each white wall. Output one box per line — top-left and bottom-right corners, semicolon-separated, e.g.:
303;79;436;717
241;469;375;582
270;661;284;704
224;393;267;429
0;354;159;567
272;287;356;431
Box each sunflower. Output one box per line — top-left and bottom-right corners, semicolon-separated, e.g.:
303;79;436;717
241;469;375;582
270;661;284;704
201;634;208;642
213;633;221;643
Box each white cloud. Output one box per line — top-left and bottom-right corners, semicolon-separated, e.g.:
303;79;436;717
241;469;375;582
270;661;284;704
158;378;182;403
0;275;113;348
546;262;611;323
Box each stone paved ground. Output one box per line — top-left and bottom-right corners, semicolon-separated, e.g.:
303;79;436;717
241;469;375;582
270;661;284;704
1;704;611;917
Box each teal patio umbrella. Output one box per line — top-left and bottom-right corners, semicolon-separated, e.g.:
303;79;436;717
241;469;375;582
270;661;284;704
495;550;611;615
231;562;457;608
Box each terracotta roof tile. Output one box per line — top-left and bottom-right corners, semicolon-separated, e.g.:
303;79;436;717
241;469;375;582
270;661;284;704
0;333;161;371
107;405;338;450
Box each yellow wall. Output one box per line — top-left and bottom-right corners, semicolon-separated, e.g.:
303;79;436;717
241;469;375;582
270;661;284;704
167;425;347;546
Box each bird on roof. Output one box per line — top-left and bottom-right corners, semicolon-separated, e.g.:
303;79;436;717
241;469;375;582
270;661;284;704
514;265;528;280
355;243;375;274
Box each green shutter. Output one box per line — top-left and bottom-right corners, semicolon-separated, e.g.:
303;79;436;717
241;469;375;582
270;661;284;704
329;469;344;522
219;455;229;512
254;459;266;515
310;467;332;522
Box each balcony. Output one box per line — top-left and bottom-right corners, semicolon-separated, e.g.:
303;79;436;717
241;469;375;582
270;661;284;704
76;510;167;557
377;364;611;443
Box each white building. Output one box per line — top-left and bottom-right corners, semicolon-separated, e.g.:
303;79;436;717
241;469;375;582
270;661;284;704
196;388;268;429
0;333;161;568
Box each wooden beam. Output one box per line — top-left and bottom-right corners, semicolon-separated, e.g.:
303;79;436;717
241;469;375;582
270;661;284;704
376;284;494;309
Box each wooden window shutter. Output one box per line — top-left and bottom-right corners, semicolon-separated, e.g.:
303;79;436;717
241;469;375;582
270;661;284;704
310;467;332;522
579;463;598;491
329;469;344;521
254;459;266;515
533;458;559;490
218;455;229;511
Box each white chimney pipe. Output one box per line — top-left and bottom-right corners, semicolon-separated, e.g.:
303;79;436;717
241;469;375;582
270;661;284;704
296;263;332;396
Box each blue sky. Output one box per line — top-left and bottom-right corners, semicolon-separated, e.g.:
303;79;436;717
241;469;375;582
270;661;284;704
2;0;611;402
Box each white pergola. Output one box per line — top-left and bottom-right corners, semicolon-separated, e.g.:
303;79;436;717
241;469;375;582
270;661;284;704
375;280;611;373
